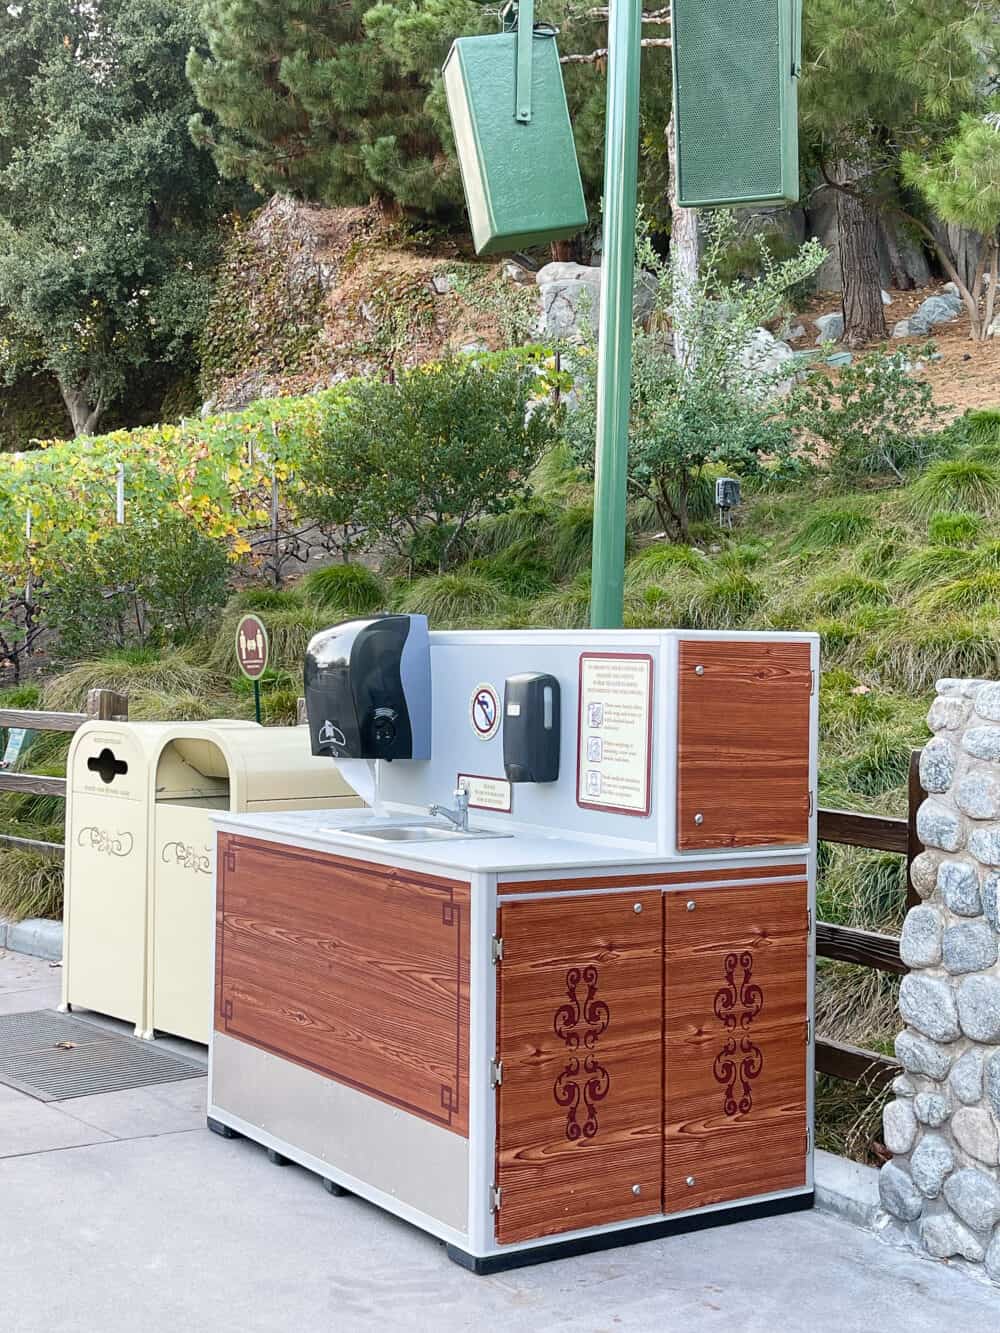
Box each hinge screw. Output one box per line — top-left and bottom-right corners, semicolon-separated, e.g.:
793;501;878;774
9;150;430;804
694;664;704;675
631;1184;642;1196
694;812;704;825
686;900;695;911
686;1176;696;1187
633;902;642;914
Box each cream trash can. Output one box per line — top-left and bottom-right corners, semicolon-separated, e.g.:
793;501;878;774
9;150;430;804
63;721;363;1042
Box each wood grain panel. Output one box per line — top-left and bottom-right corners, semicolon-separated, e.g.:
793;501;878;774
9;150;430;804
216;834;470;1136
499;863;807;896
495;893;663;1245
677;639;812;851
664;882;809;1212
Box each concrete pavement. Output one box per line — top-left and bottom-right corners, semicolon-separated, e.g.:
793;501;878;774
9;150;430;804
1;949;997;1332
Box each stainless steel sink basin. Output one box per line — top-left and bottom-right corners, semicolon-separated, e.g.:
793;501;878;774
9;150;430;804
334;819;511;843
357;824;498;842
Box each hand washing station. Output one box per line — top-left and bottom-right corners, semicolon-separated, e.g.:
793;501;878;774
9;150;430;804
207;616;818;1271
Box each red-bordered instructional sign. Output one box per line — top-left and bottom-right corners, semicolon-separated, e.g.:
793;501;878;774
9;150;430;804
576;652;654;816
235;614;269;681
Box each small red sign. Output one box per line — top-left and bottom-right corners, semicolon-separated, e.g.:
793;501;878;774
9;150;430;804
235;614;269;680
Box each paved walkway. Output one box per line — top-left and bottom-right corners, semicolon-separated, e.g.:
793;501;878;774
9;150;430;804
1;950;997;1332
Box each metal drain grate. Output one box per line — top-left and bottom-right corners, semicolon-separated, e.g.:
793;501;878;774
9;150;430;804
0;1010;205;1102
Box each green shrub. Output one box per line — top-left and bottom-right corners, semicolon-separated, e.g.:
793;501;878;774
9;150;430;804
466;549;554;599
624;544;706;587
809;573;889;616
228;587;304;613
963;407;1000;454
549;505;597;580
40;650;219;712
892;544;976;590
854;530;910;578
928;511;981;545
920;572;1000;616
300;564;385;616
531;575;592;628
863;617;1000;691
395;572;508;625
40;518;229;657
791;501;873;552
790;346;946;481
683;572;765;628
908;458;1000;517
0;847;63;921
300;356;561;572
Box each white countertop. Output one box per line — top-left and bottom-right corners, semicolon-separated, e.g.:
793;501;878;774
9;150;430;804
213;807;810;877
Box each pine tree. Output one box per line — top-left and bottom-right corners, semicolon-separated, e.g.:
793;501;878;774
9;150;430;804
800;0;989;346
903;111;1000;340
187;0;472;213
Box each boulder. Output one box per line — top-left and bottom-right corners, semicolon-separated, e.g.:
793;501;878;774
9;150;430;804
813;312;844;343
910;1133;955;1198
908;293;963;335
536;262;656;341
738;328;797;398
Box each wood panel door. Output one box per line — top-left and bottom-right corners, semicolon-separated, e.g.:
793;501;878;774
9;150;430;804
664;882;809;1213
216;835;470;1135
495;893;663;1245
676;639;812;850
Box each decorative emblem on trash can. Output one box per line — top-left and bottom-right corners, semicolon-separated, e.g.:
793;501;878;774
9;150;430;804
77;826;134;858
553;965;611;1141
713;950;764;1116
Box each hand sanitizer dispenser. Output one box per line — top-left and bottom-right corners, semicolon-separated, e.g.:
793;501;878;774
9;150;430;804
503;672;560;783
304;614;431;762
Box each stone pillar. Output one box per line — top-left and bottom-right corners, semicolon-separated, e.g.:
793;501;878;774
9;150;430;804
879;678;1000;1278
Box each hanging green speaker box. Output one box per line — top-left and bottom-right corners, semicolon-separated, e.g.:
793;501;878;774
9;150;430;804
443;28;587;256
671;0;802;208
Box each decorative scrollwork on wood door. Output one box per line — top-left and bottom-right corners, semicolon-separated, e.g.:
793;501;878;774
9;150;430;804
712;950;764;1117
552;965;611;1141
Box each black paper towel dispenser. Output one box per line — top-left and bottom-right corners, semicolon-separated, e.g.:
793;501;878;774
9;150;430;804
304;614;431;761
503;672;560;783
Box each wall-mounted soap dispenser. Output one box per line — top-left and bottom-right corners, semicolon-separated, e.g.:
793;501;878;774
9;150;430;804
503;672;560;783
303;614;431;761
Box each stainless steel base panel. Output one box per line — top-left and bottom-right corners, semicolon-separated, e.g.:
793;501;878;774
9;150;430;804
210;1032;470;1234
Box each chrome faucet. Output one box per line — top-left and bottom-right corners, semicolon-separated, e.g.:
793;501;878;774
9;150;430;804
429;787;470;833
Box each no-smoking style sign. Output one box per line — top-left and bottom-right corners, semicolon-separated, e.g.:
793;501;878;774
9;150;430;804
469;682;501;740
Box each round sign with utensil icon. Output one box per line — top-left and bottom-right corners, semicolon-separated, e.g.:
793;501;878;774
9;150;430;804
235;614;269;681
469;682;501;740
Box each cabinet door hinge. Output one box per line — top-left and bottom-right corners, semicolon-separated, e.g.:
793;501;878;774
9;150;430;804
490;1059;503;1087
808;790;815;817
807;907;813;933
222;998;233;1023
810;669;816;696
490;1185;502;1212
805;1017;812;1045
806;1127;813;1156
224;847;236;872
491;936;504;964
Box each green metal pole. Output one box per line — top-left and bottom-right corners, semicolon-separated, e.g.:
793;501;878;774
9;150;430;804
589;0;642;629
253;679;262;725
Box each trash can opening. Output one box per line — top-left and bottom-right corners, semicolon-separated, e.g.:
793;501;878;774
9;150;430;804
86;747;129;785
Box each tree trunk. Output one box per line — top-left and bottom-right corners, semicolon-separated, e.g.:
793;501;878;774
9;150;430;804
666;113;699;369
836;165;887;348
58;380;104;437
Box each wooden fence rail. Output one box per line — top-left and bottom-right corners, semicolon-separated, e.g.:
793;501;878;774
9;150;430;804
814;748;925;1090
0;689;128;856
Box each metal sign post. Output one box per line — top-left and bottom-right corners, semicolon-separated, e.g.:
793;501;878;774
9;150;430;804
235;614;269;724
589;0;642;630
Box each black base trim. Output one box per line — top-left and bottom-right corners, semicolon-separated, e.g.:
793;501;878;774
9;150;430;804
446;1192;814;1275
323;1178;352;1197
266;1148;291;1166
206;1116;240;1140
